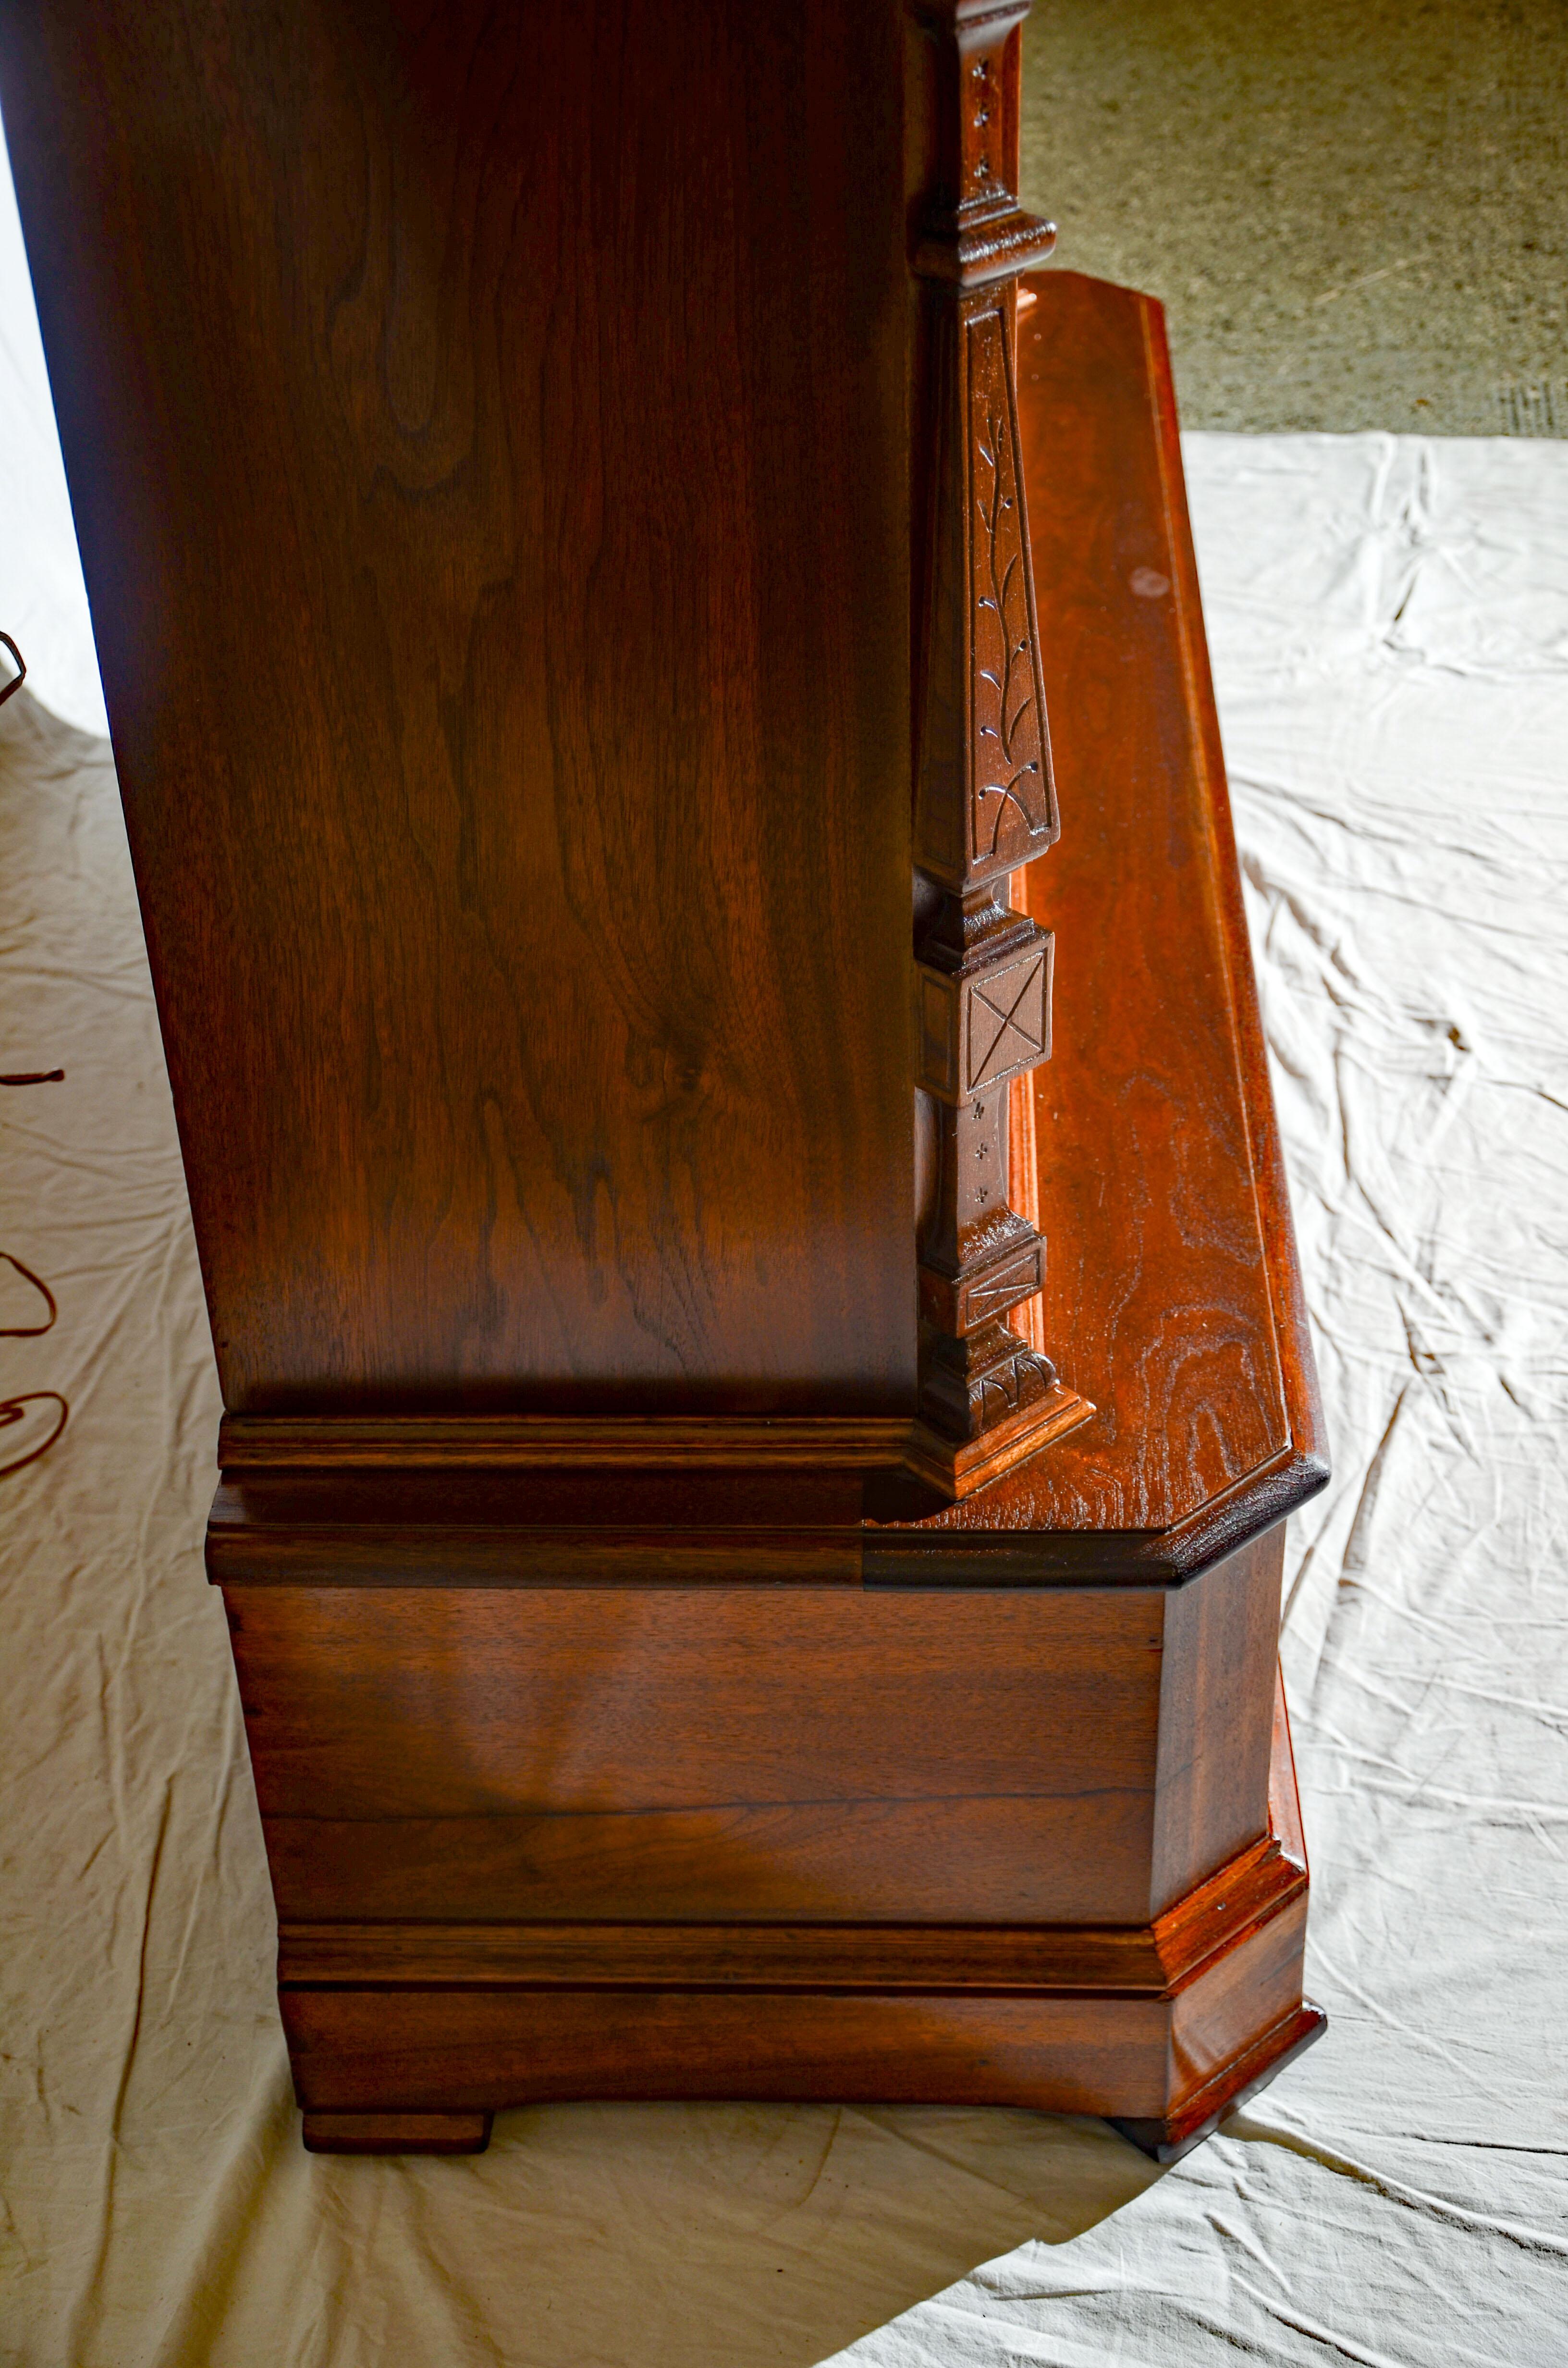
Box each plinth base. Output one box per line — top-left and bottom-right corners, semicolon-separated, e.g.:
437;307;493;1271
1110;2000;1327;2164
904;1383;1095;1498
275;1648;1320;2155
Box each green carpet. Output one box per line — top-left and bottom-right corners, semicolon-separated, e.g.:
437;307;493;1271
1019;0;1568;434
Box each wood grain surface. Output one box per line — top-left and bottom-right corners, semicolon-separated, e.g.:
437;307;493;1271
187;267;1325;1557
275;1781;1306;1998
4;0;1323;1534
284;1987;1319;2151
273;1684;1313;2136
1152;1525;1282;1912
229;1578;1170;1924
225;1526;1277;1928
284;1987;1182;2117
0;0;919;1415
890;269;1326;1538
3;0;1327;2150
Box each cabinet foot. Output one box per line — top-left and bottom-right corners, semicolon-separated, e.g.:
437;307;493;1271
301;2109;493;2156
1109;2000;1326;2165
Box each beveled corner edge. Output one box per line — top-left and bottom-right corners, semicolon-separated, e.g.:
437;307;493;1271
863;1439;1329;1589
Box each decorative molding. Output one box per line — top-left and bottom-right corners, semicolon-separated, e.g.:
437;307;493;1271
968;309;1052;868
277;1829;1307;1997
906;0;1086;1495
217;1414;912;1472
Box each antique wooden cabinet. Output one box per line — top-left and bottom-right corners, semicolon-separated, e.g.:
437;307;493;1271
2;0;1326;2158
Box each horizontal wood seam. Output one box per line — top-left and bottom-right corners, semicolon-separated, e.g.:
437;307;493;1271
218;1417;915;1472
276;1840;1304;1999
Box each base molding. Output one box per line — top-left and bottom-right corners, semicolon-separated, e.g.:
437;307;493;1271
282;1896;1314;2151
1110;1999;1327;2164
216;1397;1100;1517
283;1688;1321;2154
278;1825;1304;1998
903;1383;1096;1498
218;1414;914;1474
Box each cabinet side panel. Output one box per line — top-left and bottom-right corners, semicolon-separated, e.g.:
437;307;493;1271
224;1583;1165;1923
0;0;917;1411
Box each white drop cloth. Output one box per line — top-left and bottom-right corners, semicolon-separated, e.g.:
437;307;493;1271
0;107;106;741
1;118;1565;2358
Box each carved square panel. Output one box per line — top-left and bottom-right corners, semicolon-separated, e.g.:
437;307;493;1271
964;942;1050;1093
917;930;1053;1106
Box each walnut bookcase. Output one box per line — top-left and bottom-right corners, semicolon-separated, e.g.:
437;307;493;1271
3;1;1326;2161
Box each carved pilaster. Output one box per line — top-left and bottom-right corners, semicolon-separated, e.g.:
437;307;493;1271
906;0;1091;1495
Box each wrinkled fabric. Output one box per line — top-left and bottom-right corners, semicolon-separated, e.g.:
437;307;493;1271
2;430;1565;2362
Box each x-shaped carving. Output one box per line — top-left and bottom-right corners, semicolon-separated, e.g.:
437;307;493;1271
968;955;1045;1088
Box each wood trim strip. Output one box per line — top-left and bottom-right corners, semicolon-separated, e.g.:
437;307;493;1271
865;1444;1322;1584
219;1416;913;1473
209;1524;866;1587
207;1453;1325;1590
277;1834;1304;1999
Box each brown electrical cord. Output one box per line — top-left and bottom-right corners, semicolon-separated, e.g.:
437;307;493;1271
0;1393;68;1479
0;1250;58;1337
0;628;70;1479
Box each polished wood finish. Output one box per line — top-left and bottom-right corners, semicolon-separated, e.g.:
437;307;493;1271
201;268;1328;1582
0;1;1323;1526
229;250;1328;2138
273;1671;1314;2157
0;0;919;1419
230;1538;1316;2156
4;0;1326;2159
878;267;1327;1543
905;3;1085;1492
224;1527;1281;1927
283;1946;1311;2123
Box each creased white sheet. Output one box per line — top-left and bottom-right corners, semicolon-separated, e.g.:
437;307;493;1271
2;420;1565;2361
